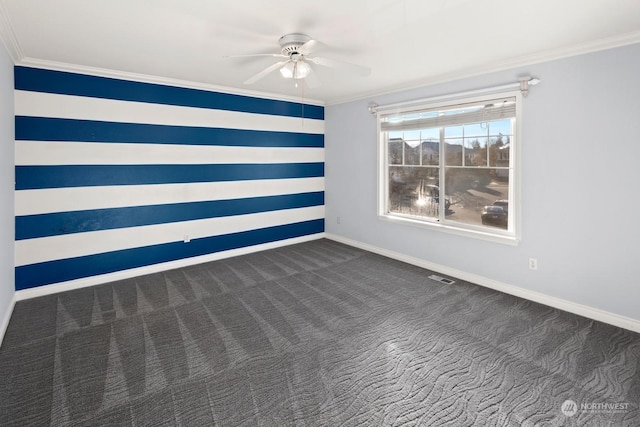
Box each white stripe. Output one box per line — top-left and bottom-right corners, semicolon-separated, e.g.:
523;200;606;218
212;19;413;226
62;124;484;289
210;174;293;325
15;90;324;134
15;141;324;166
15;206;324;266
16;177;325;215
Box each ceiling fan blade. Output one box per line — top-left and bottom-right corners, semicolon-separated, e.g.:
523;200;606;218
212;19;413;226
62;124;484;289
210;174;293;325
308;56;371;77
224;53;287;59
244;61;288;85
304;68;321;89
298;39;319;56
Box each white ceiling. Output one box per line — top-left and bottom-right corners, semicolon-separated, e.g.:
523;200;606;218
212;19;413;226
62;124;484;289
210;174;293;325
1;0;640;105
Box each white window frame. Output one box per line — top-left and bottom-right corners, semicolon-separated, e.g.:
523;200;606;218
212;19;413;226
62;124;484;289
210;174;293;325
377;90;522;245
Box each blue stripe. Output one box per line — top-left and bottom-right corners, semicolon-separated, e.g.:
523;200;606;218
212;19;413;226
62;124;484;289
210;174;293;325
15;163;325;190
15;117;324;147
15;66;324;120
16;192;324;240
15;219;325;290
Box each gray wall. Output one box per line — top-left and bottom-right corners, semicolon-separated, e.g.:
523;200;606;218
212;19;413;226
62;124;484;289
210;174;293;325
325;43;640;322
0;42;14;336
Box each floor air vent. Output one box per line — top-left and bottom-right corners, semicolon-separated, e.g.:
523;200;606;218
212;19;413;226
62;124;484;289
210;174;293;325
428;275;455;285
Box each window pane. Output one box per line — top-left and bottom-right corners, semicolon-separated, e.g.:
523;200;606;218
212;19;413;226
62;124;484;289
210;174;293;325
421;139;439;165
444;168;509;229
420;128;440;140
445;125;463;138
489;119;512;136
388;138;403;165
389;166;440;219
402;129;422;141
464;122;487;138
464;137;488;166
404;141;421;165
489;134;510;168
445;138;462;166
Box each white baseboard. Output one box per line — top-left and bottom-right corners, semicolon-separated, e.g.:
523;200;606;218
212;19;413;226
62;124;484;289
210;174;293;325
15;233;325;301
0;293;16;347
326;233;640;334
14;231;639;334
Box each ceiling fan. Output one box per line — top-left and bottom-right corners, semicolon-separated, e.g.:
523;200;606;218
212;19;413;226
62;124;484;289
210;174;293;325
227;33;371;87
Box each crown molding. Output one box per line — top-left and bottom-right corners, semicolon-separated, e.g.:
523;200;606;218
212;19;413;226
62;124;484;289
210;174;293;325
327;30;640;106
18;57;325;106
0;0;23;62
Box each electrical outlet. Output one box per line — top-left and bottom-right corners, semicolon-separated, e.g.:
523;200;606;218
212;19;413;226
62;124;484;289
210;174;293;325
529;258;537;270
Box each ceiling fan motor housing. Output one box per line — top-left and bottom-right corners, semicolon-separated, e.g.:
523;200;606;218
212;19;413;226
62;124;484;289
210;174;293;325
279;33;311;56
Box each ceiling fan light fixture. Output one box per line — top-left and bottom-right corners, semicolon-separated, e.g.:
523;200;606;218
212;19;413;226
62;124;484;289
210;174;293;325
279;60;311;80
295;61;311;79
280;62;295;78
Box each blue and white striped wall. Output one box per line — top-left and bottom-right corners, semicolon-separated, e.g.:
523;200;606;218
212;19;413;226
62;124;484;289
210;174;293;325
14;66;325;291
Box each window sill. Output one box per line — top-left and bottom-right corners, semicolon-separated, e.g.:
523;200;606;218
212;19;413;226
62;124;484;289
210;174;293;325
378;213;520;246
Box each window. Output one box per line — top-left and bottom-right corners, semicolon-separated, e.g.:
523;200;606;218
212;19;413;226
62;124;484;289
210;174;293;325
378;92;521;243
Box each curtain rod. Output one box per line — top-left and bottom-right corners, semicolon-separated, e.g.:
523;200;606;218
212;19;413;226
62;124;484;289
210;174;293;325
368;76;540;115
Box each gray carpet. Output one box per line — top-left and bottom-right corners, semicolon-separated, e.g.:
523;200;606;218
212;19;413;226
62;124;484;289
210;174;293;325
1;239;638;426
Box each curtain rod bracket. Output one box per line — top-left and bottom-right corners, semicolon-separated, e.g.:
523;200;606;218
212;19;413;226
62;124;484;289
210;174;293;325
368;103;378;116
519;76;541;97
